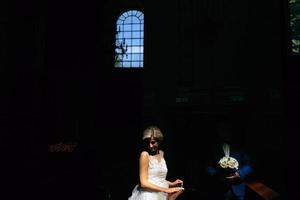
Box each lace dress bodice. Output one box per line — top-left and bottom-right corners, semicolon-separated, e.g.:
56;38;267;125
128;155;169;200
147;157;168;187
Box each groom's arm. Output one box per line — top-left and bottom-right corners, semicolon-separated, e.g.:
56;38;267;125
237;153;252;180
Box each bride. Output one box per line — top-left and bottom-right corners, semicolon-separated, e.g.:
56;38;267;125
128;126;184;200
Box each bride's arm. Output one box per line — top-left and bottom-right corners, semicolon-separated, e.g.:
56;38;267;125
166;179;183;188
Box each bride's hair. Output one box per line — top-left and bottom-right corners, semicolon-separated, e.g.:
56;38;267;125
142;126;164;142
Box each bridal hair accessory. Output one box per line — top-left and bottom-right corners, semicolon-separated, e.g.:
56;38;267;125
218;143;239;169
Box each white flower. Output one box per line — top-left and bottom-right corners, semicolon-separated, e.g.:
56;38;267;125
218;156;239;169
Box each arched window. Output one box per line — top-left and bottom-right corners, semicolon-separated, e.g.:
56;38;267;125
115;10;144;68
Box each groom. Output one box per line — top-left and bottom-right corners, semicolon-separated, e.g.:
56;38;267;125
207;122;252;200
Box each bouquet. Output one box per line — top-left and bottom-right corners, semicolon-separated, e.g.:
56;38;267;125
217;144;241;184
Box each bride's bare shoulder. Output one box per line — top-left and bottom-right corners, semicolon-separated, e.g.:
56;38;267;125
159;150;165;156
140;151;149;157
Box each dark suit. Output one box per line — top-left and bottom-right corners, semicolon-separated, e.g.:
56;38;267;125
207;144;252;200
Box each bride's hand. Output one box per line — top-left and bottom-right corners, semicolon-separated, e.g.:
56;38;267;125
168;188;184;200
165;187;184;194
171;179;183;187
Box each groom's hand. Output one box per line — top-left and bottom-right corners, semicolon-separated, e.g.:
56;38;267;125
225;172;241;183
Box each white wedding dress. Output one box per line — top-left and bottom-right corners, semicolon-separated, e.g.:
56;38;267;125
128;156;168;200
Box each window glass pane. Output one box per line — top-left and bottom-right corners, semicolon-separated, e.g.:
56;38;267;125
129;46;142;53
132;31;141;38
123;54;131;62
124;11;129;18
136;11;143;18
118;16;125;22
115;48;122;54
118;25;124;32
132;17;139;24
126;47;132;54
122;62;131;68
132;10;138;16
124;32;132;38
132;53;141;61
132;39;141;46
123;24;132;31
132;24;141;31
131;62;140;67
138;13;143;20
115;55;122;67
125;39;131;46
125;54;132;60
124;17;132;24
129;47;143;54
